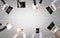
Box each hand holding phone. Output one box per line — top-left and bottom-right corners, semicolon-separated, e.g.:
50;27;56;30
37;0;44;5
36;28;40;33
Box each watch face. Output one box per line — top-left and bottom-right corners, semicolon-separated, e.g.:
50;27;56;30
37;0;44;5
36;28;39;33
47;22;55;30
46;6;53;14
6;6;13;14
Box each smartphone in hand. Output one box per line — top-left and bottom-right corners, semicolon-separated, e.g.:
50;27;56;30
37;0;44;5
36;28;39;33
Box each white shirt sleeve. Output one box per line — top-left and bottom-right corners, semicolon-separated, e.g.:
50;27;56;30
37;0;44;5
51;3;56;10
52;0;58;4
13;34;18;38
23;32;26;38
31;34;34;38
39;32;42;38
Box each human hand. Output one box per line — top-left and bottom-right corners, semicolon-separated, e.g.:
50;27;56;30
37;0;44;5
36;3;41;9
2;22;8;27
57;28;60;31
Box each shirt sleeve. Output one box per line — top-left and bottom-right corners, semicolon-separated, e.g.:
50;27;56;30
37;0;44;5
52;0;58;4
0;23;2;26
13;34;18;38
39;0;43;4
1;0;6;4
0;26;7;32
39;32;42;38
31;34;34;38
33;0;36;5
23;32;26;38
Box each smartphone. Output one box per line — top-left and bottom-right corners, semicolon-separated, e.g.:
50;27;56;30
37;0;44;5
36;28;39;33
0;23;2;25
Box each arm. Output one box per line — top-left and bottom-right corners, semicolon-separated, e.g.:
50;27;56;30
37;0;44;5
23;32;26;38
51;28;60;38
31;34;34;38
52;0;58;4
0;23;2;26
17;0;20;8
1;0;6;4
0;26;7;32
39;0;43;4
52;33;60;38
51;0;58;10
13;34;18;38
33;0;36;5
0;23;7;32
39;32;42;38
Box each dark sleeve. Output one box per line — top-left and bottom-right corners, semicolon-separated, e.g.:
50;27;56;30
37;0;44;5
0;23;2;26
1;0;6;4
39;0;43;4
0;26;7;32
33;0;36;5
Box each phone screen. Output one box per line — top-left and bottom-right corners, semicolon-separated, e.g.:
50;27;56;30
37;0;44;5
36;28;39;33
